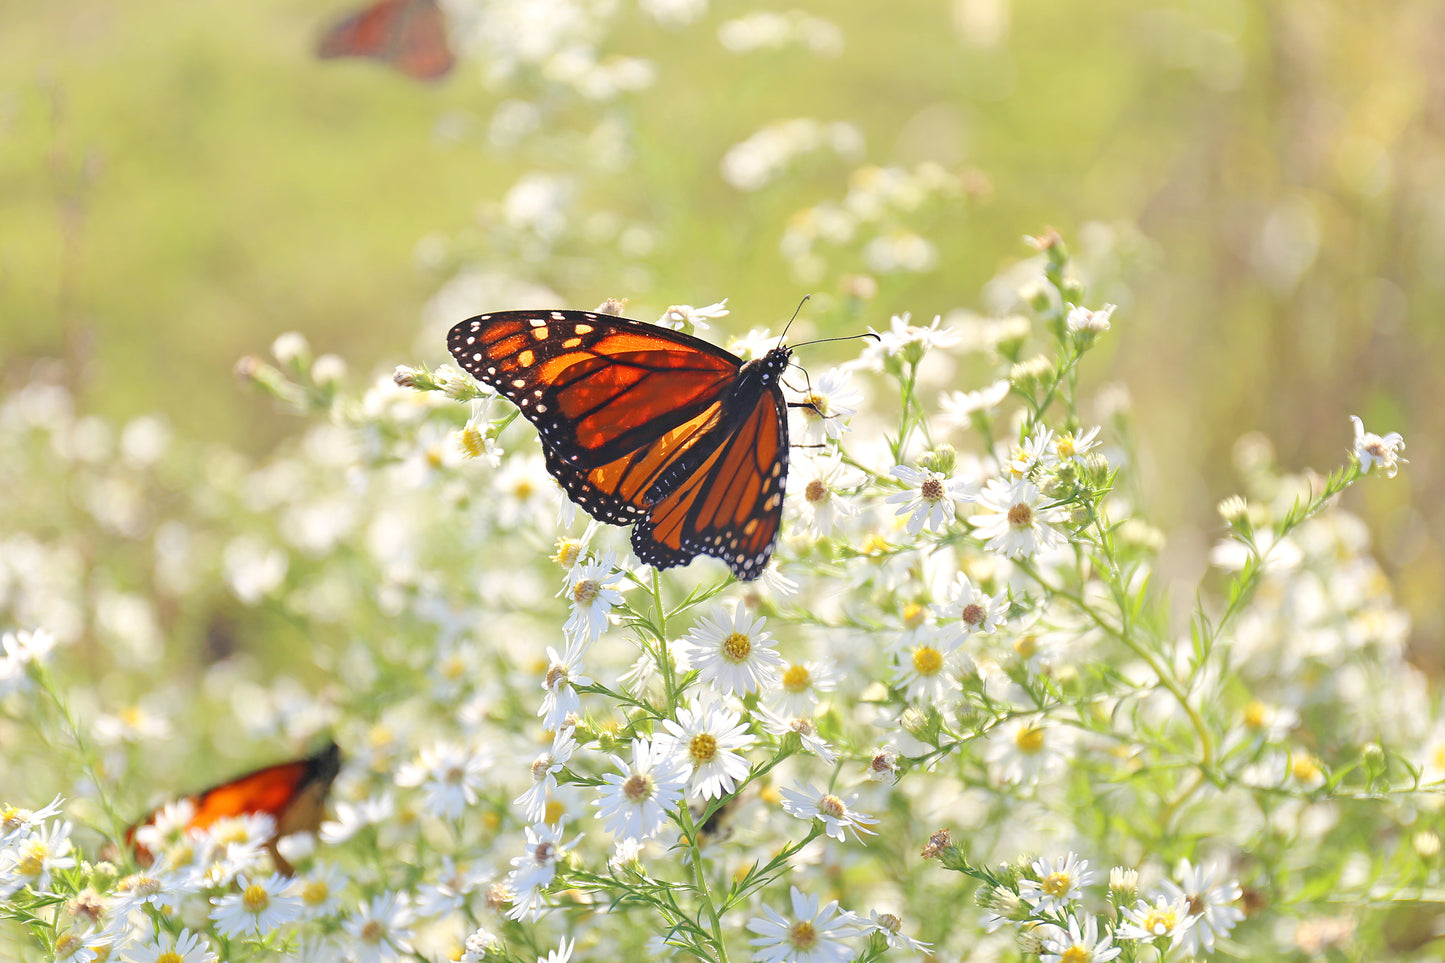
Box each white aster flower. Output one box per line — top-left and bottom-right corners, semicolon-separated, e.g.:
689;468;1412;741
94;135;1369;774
862;910;932;952
49;925;111;963
515;729;579;824
793;366;862;445
1065;302;1115;333
120;927;216;963
506;820;580;921
789;453;866;537
658;698;757;801
1040;914;1121;963
968;476;1070;558
1349;415;1405;478
289;861;347;919
539;640;593;730
320;793;395;845
594;737;688;843
1006;429;1056;478
559;552;626;644
771;658;839;717
456;398;504;466
1052;425;1103;462
863;312;961;364
209;872;303;938
1019;852;1097;915
779;782;878;842
934;573;1007;643
460;927;502;963
681;601;785;697
984;716;1073;787
756;707;837;766
892;629;967;707
1158;858;1244;956
343;892;415;963
747;886;861;963
0;819;77;897
1116;894;1198;949
886;464;978;535
938;379;1011;430
395;741;491;821
0;794;64;847
658;298;729;332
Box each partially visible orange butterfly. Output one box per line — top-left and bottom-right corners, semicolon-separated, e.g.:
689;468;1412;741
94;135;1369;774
119;741;341;875
316;0;454;82
448;310;794;580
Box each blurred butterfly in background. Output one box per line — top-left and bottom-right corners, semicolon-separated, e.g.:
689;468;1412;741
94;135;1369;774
448;310;796;580
316;0;454;82
118;741;341;875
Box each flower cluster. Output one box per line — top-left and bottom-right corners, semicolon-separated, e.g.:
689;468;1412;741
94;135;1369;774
0;233;1417;963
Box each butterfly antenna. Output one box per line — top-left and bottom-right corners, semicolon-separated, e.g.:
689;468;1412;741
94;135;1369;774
789;332;882;350
778;294;812;346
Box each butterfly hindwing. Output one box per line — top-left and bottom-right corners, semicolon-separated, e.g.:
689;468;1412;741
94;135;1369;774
448;310;793;579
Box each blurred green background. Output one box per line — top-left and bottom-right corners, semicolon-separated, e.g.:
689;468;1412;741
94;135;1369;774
1;0;1438;650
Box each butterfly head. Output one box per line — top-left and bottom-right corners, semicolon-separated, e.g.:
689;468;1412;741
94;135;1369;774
745;345;794;388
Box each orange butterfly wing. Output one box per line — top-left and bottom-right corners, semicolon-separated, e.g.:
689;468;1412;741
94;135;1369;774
317;0;454;82
124;742;341;867
447;310;792;579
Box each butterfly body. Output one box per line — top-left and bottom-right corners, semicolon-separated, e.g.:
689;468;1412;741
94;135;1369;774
448;310;792;579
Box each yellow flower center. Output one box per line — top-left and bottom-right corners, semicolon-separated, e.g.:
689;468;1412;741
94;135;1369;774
1291;752;1321;783
242;882;270;913
458;425;487;459
1056;435;1077;459
789;921;818;950
783;664;811;692
1014;634;1038;658
1143;906;1177;935
551;539;582;567
861;534;890;556
818;794;845;818
1041;871;1072;897
571;579;599;606
1015;725;1045;754
623;772;653;802
912;646;943;676
689;733;719;764
544;800;566;825
1243;701;1267;729
16;842;45;876
1061;947;1090;963
54;934;84;959
722;631;752;663
425;445;444;468
902;603;925;629
302;878;330;906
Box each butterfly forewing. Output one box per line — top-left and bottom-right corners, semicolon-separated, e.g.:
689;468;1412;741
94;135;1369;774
317;0;454;81
448;309;792;579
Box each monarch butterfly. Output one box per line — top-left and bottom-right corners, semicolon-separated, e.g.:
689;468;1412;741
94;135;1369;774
118;741;342;875
316;0;454;82
447;310;794;580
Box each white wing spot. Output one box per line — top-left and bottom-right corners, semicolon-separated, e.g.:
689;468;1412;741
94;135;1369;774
550;311;566;321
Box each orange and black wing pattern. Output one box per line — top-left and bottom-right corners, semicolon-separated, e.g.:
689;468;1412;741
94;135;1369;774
125;742;342;869
447;310;792;579
317;0;454;82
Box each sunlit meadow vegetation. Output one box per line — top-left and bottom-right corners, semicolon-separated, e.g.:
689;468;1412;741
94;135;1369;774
0;0;1438;961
